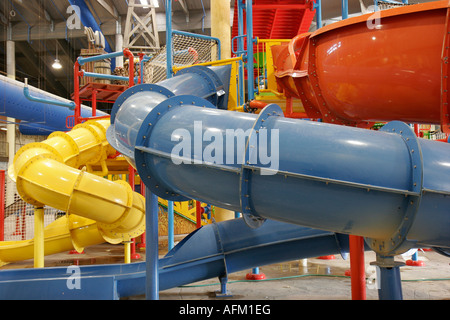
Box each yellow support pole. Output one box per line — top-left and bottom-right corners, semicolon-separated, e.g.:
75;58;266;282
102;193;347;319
124;241;131;264
211;0;231;60
33;206;45;268
214;207;235;222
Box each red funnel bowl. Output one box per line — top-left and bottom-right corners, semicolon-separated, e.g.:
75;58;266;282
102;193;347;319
273;1;450;132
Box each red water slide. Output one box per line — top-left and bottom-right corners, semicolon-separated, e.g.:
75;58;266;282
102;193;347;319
272;1;450;132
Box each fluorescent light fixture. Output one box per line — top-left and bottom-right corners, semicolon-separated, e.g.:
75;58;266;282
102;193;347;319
52;59;62;69
53;42;62;69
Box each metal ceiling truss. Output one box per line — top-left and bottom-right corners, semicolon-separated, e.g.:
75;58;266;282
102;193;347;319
123;0;160;53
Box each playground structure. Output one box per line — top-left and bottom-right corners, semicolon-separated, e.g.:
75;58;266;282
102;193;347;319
0;0;449;301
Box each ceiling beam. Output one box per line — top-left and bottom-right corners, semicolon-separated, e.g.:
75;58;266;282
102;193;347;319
96;0;119;20
0;9;213;42
177;0;189;20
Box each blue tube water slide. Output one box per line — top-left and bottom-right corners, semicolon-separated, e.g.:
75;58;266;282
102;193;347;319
108;65;450;257
0;75;106;134
107;65;231;164
0;218;351;299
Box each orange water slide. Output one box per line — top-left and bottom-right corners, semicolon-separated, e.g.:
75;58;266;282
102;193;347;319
272;0;450;132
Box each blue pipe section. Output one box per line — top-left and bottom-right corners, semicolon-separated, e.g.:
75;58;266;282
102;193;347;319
166;0;173;79
0;75;106;134
78;51;125;66
341;0;349;19
0;219;351;299
168;201;174;250
108;80;450;256
145;189;159;300
106;65;231;162
246;0;255;100
24;83;75;110
82;71;137;83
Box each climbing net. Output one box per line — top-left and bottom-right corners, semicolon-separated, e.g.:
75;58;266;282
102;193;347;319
115;32;219;84
143;32;219;83
377;1;412;10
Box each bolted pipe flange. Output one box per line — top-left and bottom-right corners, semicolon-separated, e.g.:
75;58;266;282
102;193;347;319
240;103;284;228
134;95;216;201
110;83;174;124
366;121;424;256
175;65;226;108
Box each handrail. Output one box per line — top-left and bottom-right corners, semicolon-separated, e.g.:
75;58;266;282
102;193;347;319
77;51;127;66
80;71;138;83
172;30;221;60
73;48;135;126
172;57;243;73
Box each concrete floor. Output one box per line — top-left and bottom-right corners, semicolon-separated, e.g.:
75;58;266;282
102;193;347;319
2;237;449;300
157;249;450;300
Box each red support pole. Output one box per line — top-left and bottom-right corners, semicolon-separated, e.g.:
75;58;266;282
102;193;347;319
0;170;5;241
349;235;366;300
123;49;135;87
128;165;141;259
91;89;97;117
73;60;82;125
414;124;420;136
21;205;26;240
196;201;202;229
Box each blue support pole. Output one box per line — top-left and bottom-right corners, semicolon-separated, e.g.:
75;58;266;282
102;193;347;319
145;188;159;300
168;201;174;250
373;255;404;300
166;0;173;79
246;0;255;101
215;274;232;297
314;0;322;29
341;0;348;20
140;55;152;83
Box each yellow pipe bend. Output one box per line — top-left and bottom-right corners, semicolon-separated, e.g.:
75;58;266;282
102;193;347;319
3;120;145;263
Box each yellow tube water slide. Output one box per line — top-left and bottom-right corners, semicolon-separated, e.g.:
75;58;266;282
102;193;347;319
0;120;146;264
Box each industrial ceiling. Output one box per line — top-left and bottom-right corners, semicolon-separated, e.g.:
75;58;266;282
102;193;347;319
0;0;438;102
